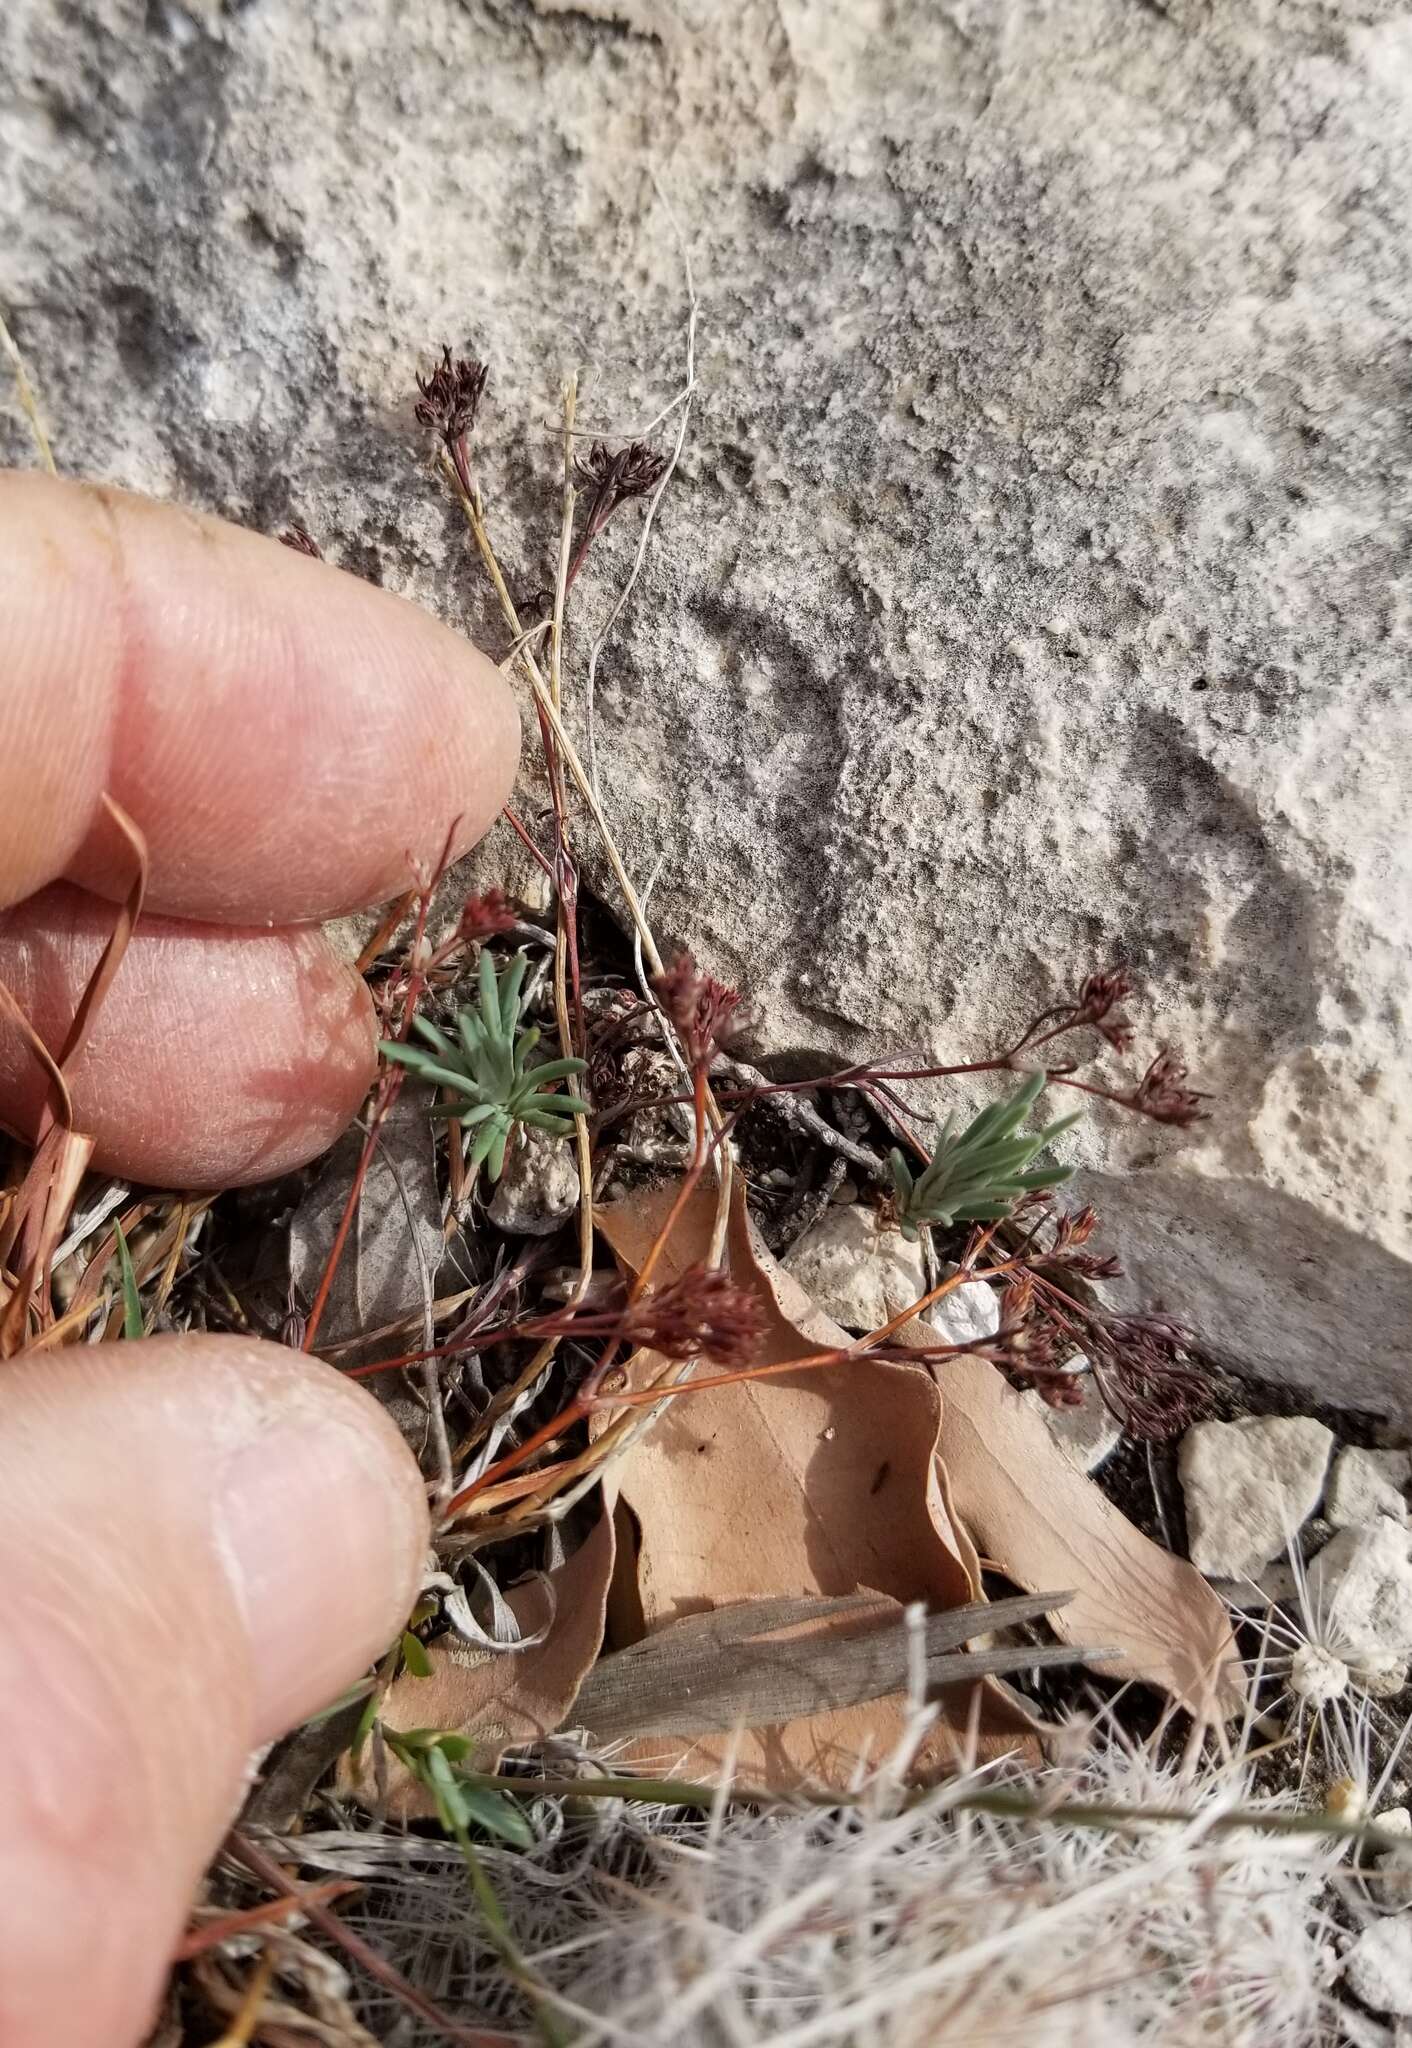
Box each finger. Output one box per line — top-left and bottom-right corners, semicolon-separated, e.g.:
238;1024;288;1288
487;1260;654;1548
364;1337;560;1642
0;883;376;1187
0;1333;427;2048
0;471;520;921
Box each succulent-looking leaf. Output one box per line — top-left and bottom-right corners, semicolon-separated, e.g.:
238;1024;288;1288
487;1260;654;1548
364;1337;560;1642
892;1077;1079;1239
400;1630;432;1678
379;949;589;1182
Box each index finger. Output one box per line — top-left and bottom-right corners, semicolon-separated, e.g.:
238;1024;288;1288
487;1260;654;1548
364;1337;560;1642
0;472;519;920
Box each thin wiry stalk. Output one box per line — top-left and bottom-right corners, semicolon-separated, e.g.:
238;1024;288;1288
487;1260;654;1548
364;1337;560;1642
0;308;57;473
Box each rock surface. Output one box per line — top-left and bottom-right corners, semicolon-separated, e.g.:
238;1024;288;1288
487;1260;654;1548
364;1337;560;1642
1325;1446;1411;1530
4;1;1411;1412
1179;1416;1333;1580
1024;1370;1125;1475
782;1204;926;1332
488;1126;581;1237
1342;1917;1412;2019
1307;1519;1412;1663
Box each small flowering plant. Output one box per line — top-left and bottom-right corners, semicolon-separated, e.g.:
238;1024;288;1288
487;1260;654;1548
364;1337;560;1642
381;949;589;1182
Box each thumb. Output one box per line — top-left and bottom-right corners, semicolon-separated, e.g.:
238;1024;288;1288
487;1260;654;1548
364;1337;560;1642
0;1335;428;2048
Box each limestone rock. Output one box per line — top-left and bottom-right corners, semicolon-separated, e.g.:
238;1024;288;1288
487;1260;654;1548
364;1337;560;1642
926;1270;1002;1350
487;1127;580;1238
5;2;1412;1413
1342;1918;1412;2019
1326;1447;1411;1531
782;1205;925;1333
1178;1417;1333;1580
1306;1520;1412;1664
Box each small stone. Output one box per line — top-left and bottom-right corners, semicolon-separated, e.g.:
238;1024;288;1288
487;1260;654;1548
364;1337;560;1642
1373;1809;1412;1891
831;1178;859;1205
1179;1416;1334;1580
1308;1520;1412;1663
1343;1918;1412;2018
488;1127;581;1236
782;1206;927;1331
927;1271;1002;1348
1024;1369;1124;1472
1326;1446;1411;1530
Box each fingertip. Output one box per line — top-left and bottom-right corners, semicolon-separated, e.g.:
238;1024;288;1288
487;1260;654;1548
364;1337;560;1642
0;884;377;1187
0;1333;428;2048
0;472;522;921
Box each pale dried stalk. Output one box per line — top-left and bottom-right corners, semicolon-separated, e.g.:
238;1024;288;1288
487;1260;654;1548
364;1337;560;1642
0;308;57;474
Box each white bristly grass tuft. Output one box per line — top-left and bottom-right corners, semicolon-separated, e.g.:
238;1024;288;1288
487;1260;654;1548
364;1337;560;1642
278;1700;1383;2047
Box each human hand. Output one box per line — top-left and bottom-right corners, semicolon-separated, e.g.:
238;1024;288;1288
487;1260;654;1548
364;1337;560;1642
0;472;520;2046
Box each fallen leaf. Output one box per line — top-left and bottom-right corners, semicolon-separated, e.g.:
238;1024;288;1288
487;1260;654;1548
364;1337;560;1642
346;1506;615;1818
594;1177;1042;1789
288;1086;445;1355
900;1336;1244;1722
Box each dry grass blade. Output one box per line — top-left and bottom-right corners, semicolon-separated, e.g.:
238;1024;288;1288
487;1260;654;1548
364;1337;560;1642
52;795;148;1076
227;1834;507;2048
0;306;57;472
571;1590;1094;1741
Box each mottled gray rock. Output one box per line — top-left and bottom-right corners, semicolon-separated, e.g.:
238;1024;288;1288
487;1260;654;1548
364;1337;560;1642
1307;1519;1412;1663
782;1204;925;1332
1179;1416;1333;1580
487;1126;581;1237
4;1;1411;1411
1326;1446;1411;1530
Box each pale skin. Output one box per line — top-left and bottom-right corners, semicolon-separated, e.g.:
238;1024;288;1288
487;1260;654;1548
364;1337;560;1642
0;471;522;2048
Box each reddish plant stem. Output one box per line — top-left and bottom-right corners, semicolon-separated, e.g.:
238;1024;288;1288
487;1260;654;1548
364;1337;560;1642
174;1881;359;1960
440;1068;719;1521
303;825;457;1351
227;1834;510;2048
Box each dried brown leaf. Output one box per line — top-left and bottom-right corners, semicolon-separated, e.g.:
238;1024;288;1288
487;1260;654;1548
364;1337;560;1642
895;1332;1245;1722
593;1178;1041;1789
346;1507;615;1818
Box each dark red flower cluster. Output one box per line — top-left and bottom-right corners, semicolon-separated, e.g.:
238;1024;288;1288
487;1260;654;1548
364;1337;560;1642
1123;1048;1210;1128
619;1264;764;1369
457;888;517;945
415;346;489;447
652;952;744;1072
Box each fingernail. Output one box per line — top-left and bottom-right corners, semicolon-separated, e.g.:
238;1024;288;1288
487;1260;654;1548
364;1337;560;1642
216;1415;427;1739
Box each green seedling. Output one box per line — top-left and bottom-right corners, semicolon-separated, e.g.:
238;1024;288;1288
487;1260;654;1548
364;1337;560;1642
381;949;590;1181
890;1071;1078;1240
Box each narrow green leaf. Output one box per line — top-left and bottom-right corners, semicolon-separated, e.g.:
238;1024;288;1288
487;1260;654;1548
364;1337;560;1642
499;952;528;1034
302;1676;375;1728
114;1218;143;1340
455;1783;537;1849
400;1630;432;1678
411;1014;453;1055
350;1687;381;1766
522;1056;588;1084
487;1124;510;1181
468;1120;503;1176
